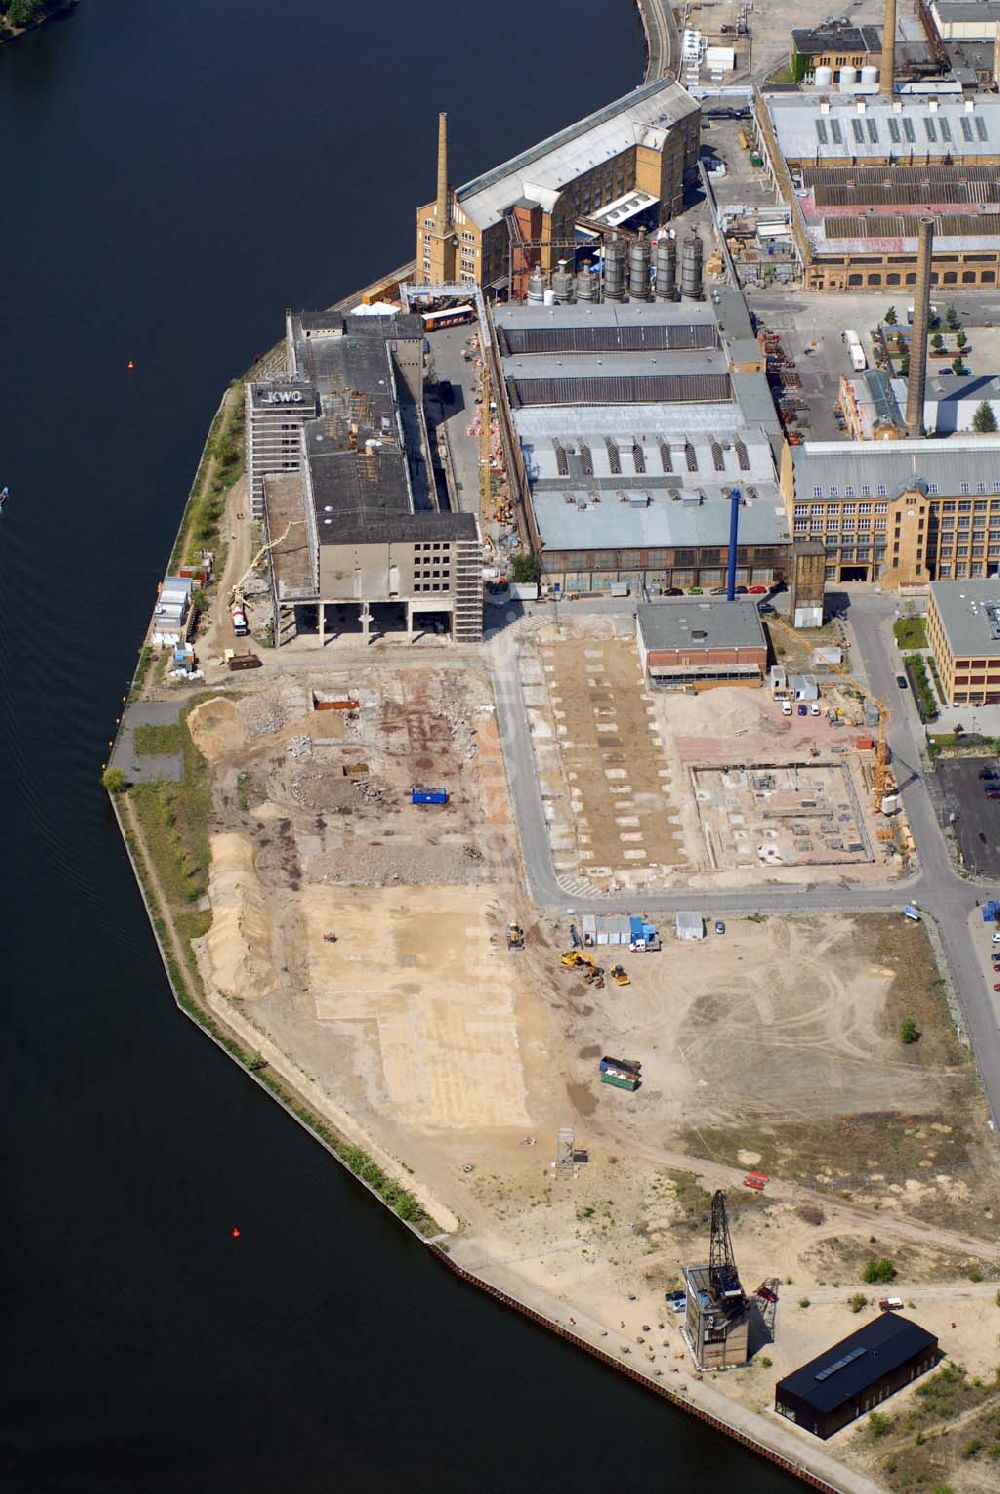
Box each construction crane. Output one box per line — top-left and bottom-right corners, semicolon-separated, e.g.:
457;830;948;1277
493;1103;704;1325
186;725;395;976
228;520;302;609
708;1190;745;1307
833;663;892;810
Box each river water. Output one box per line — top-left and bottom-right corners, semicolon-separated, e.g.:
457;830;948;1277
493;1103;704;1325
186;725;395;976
0;3;800;1489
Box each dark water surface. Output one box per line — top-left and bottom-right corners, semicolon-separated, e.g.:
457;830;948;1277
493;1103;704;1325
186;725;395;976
1;2;801;1489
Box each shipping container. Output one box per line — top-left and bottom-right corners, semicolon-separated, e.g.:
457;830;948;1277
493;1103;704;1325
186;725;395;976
227;653;262;671
600;1055;641;1075
600;1070;639;1092
411;787;449;805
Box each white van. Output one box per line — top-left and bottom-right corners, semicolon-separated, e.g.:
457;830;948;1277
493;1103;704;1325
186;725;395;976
782;700;793;716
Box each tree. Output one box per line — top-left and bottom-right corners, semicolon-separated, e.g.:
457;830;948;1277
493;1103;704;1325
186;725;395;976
510;550;540;584
900;352;910;378
850;1292;868;1313
899;1016;920;1045
946;304;960;331
884;306;897;326
972;400;997;434
863;1257;897;1284
102;766;128;794
952;357;967;376
931;332;945;351
6;0;41;25
956;329;968;349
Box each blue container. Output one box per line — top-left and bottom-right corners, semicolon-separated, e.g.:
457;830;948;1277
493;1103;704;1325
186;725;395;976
412;787;448;806
629;915;644;942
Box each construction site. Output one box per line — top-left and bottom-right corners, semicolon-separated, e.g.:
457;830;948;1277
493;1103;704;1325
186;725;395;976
519;615;909;890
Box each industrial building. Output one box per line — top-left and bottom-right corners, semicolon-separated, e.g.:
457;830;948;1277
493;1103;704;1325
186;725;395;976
683;1192;751;1371
753;91;1000;291
775;1315;940;1439
493;294;797;595
414;79;701;295
250;309;483;645
789;24;883;82
635;599;767;689
780;434;1000;584
926;576;1000;703
841;369;1000;437
931;0;1000;39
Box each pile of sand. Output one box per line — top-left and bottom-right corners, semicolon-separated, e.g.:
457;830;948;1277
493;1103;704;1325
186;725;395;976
199;832;277;1000
187;697;248;764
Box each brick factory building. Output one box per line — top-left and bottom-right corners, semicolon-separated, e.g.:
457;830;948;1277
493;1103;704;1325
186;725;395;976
927;576;1000;703
636;599;767;690
780;434;1000;585
754;91;1000;292
415;78;700;295
493;295;796;595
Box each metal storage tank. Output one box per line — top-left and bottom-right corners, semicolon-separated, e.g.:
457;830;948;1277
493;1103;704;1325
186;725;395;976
551;259;574;301
628;228;651;300
861;65;879;85
527;268;545;304
814;64;834;87
576;259;596;301
839;65;857;88
604;234;626;301
655;233;677;300
542;288;556;306
681;232;704;301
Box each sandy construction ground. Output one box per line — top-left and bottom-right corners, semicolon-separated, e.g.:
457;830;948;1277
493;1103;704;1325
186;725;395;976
520;619;909;891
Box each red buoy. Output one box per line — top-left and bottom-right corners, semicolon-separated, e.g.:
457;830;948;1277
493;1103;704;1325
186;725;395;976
231;1226;241;1240
126;360;135;371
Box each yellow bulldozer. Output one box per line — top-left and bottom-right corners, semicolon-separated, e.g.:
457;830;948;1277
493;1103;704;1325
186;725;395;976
609;964;630;987
560;950;599;971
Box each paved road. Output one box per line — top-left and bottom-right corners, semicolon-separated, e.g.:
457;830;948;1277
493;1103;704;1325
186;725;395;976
487;597;1000;1127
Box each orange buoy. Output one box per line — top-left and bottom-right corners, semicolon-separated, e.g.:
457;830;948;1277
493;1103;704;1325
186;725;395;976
231;1226;241;1240
126;359;135;371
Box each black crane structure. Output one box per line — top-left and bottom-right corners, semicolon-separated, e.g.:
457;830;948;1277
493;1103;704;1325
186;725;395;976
708;1190;745;1311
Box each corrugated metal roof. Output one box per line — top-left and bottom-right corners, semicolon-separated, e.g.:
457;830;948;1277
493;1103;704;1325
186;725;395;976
455;79;699;230
533;487;789;552
825;210;1000;237
777;1315;937;1417
498;322;718;356
508;371;731;408
764;92;1000;164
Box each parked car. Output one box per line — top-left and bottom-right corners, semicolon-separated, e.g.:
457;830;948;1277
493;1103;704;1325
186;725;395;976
782;700;793;716
810;702;821;716
978;767;998;780
758;602;775;615
987;789;1000;800
797;702;808;716
747;584;768;595
992;932;1000;944
665;586;683;596
709;585;727;595
714;920;726;935
895;675;908;689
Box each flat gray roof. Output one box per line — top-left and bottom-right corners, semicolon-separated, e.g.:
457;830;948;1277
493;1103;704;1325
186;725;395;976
930;578;1000;658
933;0;1000;20
791;435;1000;498
638;598;766;651
536;488;789;552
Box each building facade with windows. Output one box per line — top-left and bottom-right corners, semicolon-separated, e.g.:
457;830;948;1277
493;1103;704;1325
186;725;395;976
414;78;700;293
926;577;1000;703
754;92;1000;291
780;435;1000;585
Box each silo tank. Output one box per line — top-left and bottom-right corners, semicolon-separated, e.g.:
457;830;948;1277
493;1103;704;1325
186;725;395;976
839;65;857;89
576;261;596;301
655;235;677;300
604;236;626;302
814;65;834;87
680;233;704;301
860;65;878;85
551;259;574;301
527;268;545;304
628;230;651;301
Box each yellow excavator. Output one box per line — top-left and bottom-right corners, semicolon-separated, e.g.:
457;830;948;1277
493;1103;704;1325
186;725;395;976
560;950;599;971
506;922;525;952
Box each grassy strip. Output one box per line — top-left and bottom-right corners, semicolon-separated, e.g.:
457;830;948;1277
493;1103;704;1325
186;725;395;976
115;740;439;1238
893;616;927;651
904;652;939;723
166;379;246;575
132;722;184;756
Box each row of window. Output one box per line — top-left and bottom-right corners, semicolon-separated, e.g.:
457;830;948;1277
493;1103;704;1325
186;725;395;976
806;485;1000;501
842;270;997;288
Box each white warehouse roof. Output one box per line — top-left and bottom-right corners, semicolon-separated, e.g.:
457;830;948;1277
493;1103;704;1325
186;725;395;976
762;91;1000;162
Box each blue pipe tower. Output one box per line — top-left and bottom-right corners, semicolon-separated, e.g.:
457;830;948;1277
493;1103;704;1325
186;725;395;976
726;488;741;601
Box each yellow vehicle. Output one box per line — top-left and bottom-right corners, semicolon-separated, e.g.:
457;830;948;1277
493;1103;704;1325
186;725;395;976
506;922;525;952
609;964;630;987
560;950;598;970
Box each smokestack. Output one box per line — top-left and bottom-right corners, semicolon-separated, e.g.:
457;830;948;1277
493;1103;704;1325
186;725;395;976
905;217;935;438
880;0;896;96
435;112;451;231
726;488;741;601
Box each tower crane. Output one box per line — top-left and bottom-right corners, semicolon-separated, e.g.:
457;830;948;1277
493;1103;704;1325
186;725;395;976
833;663;892;810
479;354;492;522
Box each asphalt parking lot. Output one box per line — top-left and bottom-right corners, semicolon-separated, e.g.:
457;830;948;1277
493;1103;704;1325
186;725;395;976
937;756;1000;878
